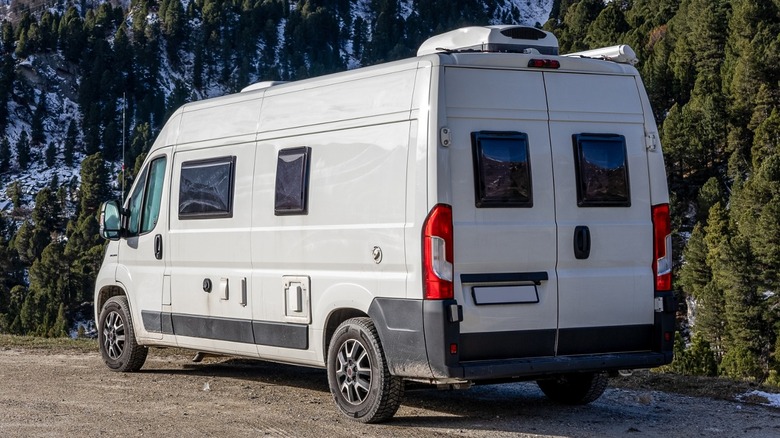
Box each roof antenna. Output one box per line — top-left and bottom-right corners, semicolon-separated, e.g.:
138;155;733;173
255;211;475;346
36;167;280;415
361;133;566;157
121;92;126;203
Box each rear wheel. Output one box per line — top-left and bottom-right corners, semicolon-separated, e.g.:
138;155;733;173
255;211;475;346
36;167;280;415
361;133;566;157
326;317;403;423
537;372;608;405
98;296;148;372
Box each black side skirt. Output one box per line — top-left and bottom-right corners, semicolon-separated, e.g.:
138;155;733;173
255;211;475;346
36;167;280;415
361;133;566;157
141;311;308;350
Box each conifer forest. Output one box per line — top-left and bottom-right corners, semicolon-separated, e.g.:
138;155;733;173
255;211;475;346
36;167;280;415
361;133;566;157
1;0;780;386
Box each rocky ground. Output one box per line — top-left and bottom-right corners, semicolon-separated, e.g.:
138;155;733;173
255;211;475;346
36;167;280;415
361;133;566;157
1;343;779;437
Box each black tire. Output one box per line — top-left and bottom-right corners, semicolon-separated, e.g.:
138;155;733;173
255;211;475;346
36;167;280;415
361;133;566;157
98;296;148;372
326;317;403;423
537;372;608;405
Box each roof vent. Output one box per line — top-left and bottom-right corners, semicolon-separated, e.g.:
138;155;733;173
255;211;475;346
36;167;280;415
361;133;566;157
417;25;559;57
565;45;639;65
241;81;288;93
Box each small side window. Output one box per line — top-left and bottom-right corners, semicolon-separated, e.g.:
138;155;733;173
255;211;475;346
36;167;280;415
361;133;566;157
471;131;532;208
178;156;236;219
573;134;631;207
275;147;311;215
141;157;167;233
126;166;149;236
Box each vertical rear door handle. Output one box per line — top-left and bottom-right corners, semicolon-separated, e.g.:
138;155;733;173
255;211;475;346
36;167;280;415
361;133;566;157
154;234;163;260
574;226;591;260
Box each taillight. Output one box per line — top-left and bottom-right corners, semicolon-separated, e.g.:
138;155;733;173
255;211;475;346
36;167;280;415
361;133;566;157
423;204;454;300
528;59;560;69
652;204;672;291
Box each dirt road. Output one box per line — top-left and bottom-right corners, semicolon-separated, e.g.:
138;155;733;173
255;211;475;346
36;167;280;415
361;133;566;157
1;348;779;437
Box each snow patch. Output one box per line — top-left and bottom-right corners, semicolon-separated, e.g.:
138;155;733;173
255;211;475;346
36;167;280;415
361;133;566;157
738;390;780;408
491;0;553;26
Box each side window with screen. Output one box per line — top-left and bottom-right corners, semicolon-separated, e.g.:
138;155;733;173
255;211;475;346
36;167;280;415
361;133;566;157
573;134;630;207
178;156;236;219
471;131;532;208
275;147;311;215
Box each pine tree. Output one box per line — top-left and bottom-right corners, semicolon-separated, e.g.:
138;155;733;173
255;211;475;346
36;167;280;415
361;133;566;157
31;92;47;146
65;153;112;304
59;7;86;63
45;142;56;167
6;181;22;209
63;120;77;166
0;136;10;173
15;131;31;169
27;241;71;336
585;1;629;48
32;187;61;235
557;0;604;53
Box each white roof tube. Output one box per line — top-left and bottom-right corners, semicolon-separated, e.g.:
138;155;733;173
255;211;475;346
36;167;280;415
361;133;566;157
566;45;639;65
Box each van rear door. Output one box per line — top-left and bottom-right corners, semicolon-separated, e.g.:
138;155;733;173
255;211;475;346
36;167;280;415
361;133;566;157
544;72;654;355
445;67;559;360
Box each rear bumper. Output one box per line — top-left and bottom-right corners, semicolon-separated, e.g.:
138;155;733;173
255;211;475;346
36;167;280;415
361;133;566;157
369;294;675;381
456;351;671;380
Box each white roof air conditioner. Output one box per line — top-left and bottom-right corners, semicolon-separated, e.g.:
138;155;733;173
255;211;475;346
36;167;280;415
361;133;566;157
417;25;559;57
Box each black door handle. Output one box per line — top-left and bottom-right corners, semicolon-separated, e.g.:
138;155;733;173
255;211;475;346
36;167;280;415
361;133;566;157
154;234;163;260
574;226;591;260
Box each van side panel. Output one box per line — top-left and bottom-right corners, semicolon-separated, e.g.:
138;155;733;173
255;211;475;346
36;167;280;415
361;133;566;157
250;69;418;365
259;67;418;133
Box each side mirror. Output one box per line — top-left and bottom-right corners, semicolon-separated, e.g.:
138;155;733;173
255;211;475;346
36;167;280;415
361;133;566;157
99;200;122;240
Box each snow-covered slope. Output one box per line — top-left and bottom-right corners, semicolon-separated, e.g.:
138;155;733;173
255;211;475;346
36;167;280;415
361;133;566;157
0;0;554;212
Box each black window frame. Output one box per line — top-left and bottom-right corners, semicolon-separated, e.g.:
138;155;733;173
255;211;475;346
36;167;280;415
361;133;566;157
471;131;533;208
178;155;237;220
572;133;631;207
274;147;311;216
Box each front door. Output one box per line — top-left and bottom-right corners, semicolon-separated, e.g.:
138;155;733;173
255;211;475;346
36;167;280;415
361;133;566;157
117;153;169;340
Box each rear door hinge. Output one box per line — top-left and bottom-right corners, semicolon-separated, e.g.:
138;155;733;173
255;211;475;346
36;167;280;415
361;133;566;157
645;131;658;151
440;127;452;147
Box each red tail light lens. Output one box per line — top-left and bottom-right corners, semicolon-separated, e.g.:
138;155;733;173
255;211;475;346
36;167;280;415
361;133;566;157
528;59;560;69
652;204;672;291
423;204;454;300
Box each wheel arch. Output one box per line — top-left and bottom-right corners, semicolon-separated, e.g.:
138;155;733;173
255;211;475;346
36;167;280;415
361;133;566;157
94;284;127;323
323;307;369;362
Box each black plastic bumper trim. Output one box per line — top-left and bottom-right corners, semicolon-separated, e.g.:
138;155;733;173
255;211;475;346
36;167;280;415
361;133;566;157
458;351;672;380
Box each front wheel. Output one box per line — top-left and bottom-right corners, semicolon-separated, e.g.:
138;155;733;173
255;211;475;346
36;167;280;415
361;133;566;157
326;317;403;423
98;296;148;372
537;372;608;405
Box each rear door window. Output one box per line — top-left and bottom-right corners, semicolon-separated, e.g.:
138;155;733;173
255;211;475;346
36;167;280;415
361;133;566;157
572;134;630;207
471;131;532;208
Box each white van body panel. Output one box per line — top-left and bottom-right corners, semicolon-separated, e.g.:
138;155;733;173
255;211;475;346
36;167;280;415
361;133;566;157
96;42;674;382
545;72;653;332
444;68;558;343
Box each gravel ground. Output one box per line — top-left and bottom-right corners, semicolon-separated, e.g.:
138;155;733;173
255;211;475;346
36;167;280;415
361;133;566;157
1;348;779;437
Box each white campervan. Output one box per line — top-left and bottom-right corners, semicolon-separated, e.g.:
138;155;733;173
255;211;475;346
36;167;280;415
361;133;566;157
95;25;676;423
